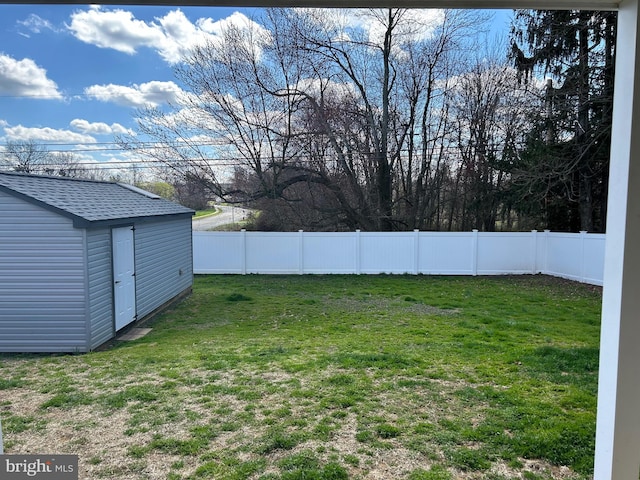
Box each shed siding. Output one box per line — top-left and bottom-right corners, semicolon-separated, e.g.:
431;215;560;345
134;217;193;319
86;228;115;349
0;190;88;352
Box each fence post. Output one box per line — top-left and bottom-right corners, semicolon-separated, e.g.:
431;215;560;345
414;229;420;275
532;230;538;274
299;230;304;275
1;417;3;454
471;229;479;276
355;230;361;275
241;229;247;275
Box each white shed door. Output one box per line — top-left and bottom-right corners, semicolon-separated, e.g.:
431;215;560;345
112;226;136;331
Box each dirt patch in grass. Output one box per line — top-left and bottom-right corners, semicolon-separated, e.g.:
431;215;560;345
2;364;591;479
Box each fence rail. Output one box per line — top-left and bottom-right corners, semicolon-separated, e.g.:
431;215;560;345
193;230;605;286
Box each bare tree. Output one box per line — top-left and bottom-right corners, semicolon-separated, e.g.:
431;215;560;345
2;140;51;173
1;140;107;180
392;10;478;230
447;60;534;231
122;8;484;231
42;151;91;178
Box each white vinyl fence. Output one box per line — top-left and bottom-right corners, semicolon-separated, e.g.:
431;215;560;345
193;230;605;285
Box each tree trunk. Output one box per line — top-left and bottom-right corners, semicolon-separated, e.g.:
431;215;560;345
577;11;593;232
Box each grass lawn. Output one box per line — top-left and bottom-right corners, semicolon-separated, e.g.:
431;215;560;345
0;275;601;480
194;208;218;218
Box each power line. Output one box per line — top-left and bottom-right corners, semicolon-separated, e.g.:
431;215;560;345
0;139;235;152
0;89;181;100
6;147;514;172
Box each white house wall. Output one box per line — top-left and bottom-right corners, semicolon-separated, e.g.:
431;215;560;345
0;190;88;352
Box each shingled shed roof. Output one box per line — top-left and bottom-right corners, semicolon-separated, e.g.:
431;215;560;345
0;171;194;227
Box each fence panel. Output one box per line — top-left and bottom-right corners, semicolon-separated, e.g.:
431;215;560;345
583;234;606;285
192;230;605;285
302;232;357;274
245;232;300;274
417;233;475;274
546;232;584;282
476;232;536;275
535;231;547;273
193;231;244;274
359;232;417;274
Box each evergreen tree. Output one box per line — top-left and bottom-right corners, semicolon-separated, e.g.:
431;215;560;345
509;10;616;232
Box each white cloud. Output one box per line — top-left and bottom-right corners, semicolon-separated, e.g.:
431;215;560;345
0;54;62;99
198;11;262;36
67;6;164;56
67;7;268;64
18;14;59;35
4;125;97;144
364;9;445;45
298;9;445;51
70;119;134;135
152;9;206;63
84;81;184;108
288;78;356;102
184;134;223;145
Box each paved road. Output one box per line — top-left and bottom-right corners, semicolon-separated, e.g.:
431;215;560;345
192;205;251;231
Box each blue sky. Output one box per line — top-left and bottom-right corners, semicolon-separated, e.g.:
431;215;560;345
0;5;513;174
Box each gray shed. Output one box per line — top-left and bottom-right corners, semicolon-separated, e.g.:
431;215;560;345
0;171;194;353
